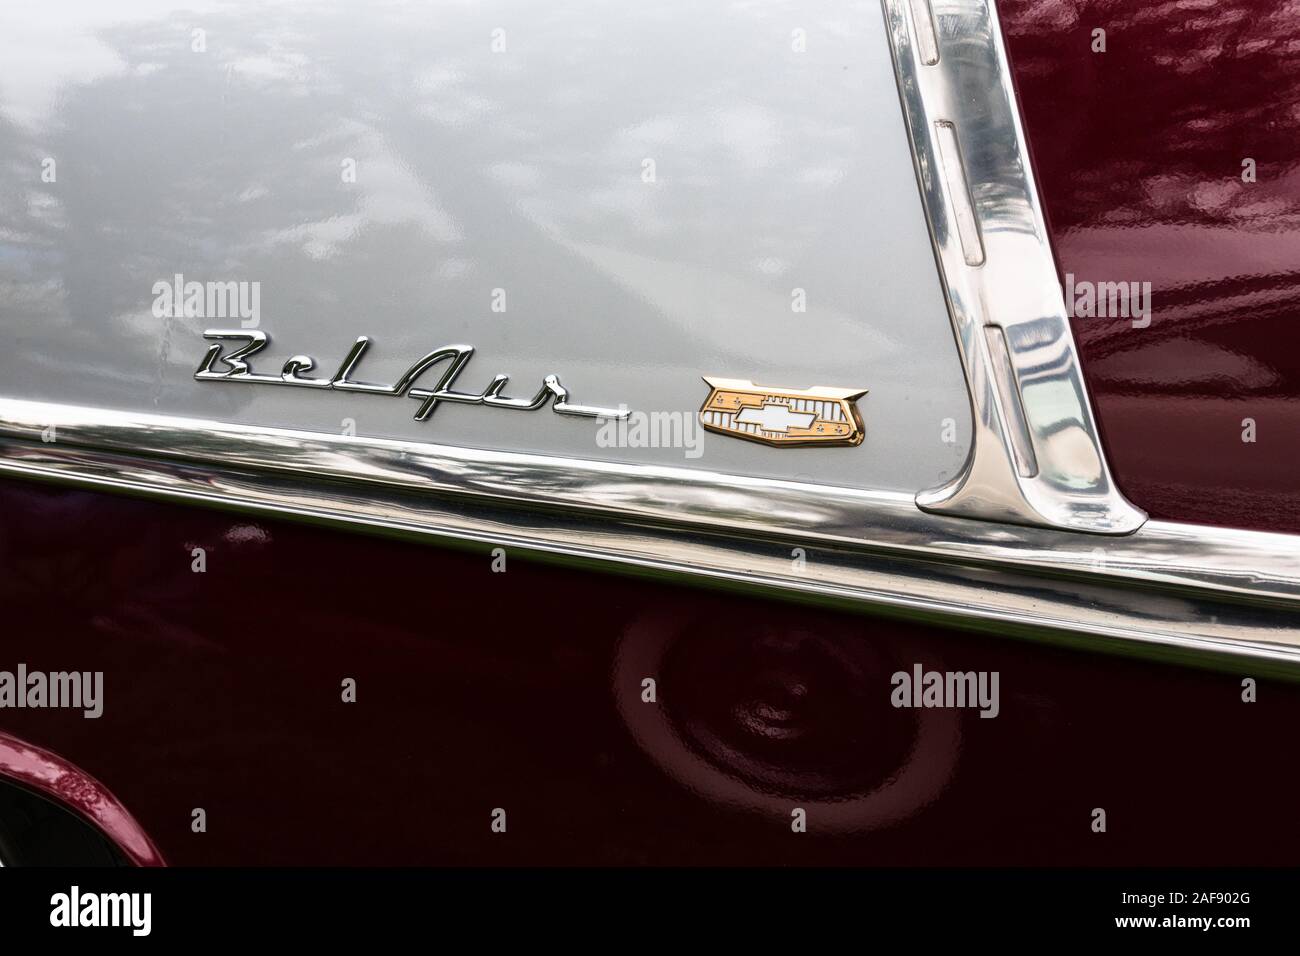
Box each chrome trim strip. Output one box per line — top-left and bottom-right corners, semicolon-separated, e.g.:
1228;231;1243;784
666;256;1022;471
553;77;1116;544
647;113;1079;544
1;397;1298;668
932;121;985;267
882;0;1147;534
906;0;941;66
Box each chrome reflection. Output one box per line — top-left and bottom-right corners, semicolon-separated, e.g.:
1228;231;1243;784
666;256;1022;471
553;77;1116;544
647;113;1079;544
0;397;1298;667
881;0;1146;534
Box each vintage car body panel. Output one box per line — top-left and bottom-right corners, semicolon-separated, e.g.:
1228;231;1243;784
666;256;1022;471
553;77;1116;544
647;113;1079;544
2;479;1299;866
0;730;163;866
0;0;974;494
1001;0;1300;533
0;0;1298;867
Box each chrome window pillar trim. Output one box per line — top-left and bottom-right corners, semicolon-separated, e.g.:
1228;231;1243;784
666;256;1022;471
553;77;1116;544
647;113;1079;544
1;397;1298;669
881;0;1147;535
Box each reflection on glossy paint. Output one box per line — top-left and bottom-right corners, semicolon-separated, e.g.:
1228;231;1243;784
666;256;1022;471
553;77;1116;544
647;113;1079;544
3;479;1300;864
0;0;972;491
615;612;959;832
1000;0;1300;533
0;731;164;866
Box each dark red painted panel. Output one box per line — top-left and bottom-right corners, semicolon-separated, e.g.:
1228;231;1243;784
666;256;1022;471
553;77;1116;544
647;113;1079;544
1000;0;1300;533
0;479;1296;865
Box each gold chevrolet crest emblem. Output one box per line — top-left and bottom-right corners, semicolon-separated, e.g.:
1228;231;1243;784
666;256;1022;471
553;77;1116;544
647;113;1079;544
699;377;868;447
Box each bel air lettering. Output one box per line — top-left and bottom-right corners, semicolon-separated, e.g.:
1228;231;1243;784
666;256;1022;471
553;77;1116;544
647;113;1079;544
195;330;628;423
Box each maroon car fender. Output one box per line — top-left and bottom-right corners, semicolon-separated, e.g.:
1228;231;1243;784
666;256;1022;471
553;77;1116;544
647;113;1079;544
0;731;164;867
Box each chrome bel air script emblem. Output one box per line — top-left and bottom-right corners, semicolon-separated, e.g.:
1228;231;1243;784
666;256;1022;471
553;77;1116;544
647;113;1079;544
195;330;628;423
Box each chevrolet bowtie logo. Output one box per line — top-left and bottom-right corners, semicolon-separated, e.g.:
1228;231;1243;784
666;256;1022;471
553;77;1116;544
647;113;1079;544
698;377;867;447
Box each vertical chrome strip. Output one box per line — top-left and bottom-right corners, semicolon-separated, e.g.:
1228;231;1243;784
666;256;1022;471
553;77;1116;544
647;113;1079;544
881;0;1147;535
906;0;942;65
982;326;1037;478
933;121;985;266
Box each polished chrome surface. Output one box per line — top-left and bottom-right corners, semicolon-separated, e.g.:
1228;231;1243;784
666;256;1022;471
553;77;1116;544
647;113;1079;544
906;0;941;67
1;397;1298;667
195;329;628;423
882;0;1147;534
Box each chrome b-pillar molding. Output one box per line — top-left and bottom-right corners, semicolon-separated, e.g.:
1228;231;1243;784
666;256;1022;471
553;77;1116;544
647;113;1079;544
881;0;1146;535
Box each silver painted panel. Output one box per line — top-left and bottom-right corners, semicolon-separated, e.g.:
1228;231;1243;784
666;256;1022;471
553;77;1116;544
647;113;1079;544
0;0;971;493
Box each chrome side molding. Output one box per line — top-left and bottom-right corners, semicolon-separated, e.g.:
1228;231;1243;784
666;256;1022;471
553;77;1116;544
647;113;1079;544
1;397;1298;669
882;0;1147;535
